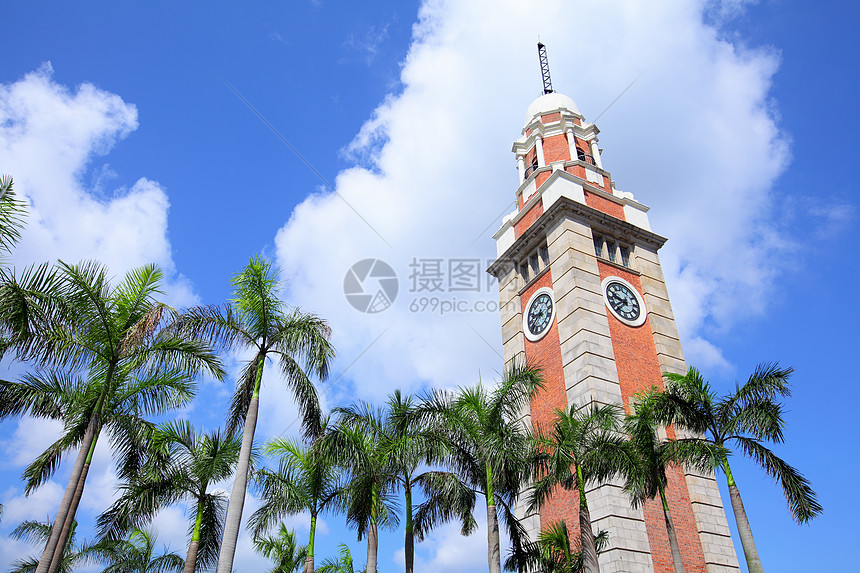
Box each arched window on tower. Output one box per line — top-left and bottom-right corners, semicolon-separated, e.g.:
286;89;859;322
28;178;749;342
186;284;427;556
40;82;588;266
576;146;595;166
525;153;539;179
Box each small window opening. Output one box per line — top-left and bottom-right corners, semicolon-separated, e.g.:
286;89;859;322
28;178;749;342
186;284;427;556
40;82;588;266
539;245;549;267
620;246;630;268
593;235;604;258
606;240;616;263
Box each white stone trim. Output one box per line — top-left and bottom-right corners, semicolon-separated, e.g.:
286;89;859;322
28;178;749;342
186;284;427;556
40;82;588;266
590;139;603;169
566;127;576;162
623;201;651;231
522;287;557;342
494;223;515;257
601;275;647;327
516;154;525;184
542;175;585;212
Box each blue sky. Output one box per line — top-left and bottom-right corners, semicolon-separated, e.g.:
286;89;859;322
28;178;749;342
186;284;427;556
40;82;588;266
1;1;857;571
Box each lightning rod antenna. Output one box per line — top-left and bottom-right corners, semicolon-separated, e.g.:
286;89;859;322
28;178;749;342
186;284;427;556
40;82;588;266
537;42;553;95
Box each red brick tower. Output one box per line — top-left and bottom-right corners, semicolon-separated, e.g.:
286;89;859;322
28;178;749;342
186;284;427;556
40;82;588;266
487;51;741;573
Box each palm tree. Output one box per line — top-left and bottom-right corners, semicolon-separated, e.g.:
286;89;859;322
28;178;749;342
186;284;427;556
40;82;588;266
622;393;724;573
253;524;307;573
249;433;341;573
98;421;242;573
655;364;822;573
16;369;176;573
9;519;117;573
317;544;363;573
334;390;475;573
388;390;477;573
321;405;401;573
176;256;335;573
0;261;224;573
505;520;609;573
419;362;544;573
99;528;184;573
528;403;630;573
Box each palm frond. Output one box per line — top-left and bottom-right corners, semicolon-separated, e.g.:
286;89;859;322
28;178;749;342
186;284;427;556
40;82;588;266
10;519;55;544
0;370;85;420
249;466;307;538
317;543;357;573
253;523;307;573
0;175;28;257
413;471;477;540
733;436;822;523
22;418;89;494
170;303;250;353
196;492;228;570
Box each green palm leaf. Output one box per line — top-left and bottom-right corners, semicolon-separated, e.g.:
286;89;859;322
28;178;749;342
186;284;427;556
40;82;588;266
656;364;821;573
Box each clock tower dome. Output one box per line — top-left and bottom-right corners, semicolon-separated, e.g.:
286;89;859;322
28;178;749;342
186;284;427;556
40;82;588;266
487;47;741;573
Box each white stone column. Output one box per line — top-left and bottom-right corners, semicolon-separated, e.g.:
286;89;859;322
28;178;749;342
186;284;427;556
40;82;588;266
535;136;545;167
566;127;576;161
517;153;525;184
590;139;603;169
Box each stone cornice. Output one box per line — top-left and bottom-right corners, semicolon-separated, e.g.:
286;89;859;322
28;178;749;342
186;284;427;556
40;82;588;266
513;162;612;206
488;192;667;277
515;115;600;151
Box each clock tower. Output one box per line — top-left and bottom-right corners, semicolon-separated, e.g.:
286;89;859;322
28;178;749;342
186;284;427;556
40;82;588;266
487;47;741;573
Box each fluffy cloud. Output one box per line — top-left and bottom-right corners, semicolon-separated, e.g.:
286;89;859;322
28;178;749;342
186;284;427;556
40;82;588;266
403;510;492;573
275;0;789;400
0;63;197;569
1;481;64;524
0;63;196;307
0;416;64;469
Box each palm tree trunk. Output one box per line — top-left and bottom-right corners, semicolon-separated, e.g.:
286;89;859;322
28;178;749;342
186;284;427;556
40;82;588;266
577;465;600;573
485;463;501;573
302;513;316;573
658;486;684;573
216;355;264;573
184;498;205;573
404;481;414;573
48;430;98;573
36;411;100;573
486;504;501;573
722;458;763;573
366;521;378;573
366;482;379;573
49;464;87;573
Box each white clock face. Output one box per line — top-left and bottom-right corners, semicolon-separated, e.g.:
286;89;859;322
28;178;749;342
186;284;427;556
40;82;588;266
523;287;556;342
601;276;647;327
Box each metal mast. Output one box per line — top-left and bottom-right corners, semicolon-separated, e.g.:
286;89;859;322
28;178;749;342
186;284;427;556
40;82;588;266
537;42;553;94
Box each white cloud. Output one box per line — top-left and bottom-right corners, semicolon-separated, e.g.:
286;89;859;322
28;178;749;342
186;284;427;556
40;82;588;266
0;63;196;307
401;504;493;573
0;416;64;469
274;0;790;394
1;480;64;524
151;505;193;553
0;537;35;571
